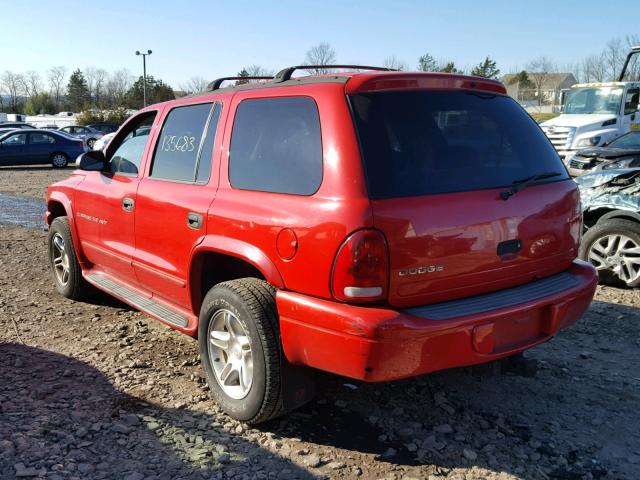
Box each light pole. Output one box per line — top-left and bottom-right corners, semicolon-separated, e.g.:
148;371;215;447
135;49;152;107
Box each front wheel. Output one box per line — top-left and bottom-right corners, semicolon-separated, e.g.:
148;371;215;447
48;217;90;299
87;138;96;149
199;278;285;424
50;152;69;168
579;218;640;287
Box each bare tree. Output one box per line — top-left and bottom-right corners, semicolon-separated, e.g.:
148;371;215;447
526;56;556;105
382;55;408;71
93;69;108;106
582;54;607;82
48;66;67;109
85;67;97;101
603;38;625;81
21;70;42;97
245;65;274;77
1;71;25;113
622;34;640;81
180;76;210;94
304;43;337;74
104;69;134;107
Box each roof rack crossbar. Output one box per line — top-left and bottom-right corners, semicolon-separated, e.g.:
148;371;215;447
273;65;397;83
208;76;273;91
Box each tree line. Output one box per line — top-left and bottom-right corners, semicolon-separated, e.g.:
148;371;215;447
0;66;175;115
2;34;638;117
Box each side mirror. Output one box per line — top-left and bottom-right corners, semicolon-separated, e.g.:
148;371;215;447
77;150;106;171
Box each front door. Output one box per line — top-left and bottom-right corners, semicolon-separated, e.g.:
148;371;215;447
74;111;158;285
0;132;29;165
134;101;223;309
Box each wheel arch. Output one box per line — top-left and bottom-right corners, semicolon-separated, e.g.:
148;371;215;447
584;208;640;229
189;237;285;316
46;192;87;264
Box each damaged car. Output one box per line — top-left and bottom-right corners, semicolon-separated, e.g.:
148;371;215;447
567;131;640;177
577;168;640;287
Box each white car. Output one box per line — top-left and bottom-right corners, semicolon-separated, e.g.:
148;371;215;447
92;132;116;151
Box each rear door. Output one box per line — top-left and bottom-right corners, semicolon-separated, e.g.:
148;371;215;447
350;90;580;308
28;132;56;162
133;101;224;309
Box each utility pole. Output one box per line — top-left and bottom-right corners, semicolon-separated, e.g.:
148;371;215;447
135;50;152;107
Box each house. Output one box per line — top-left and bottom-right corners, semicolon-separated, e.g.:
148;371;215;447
502;72;577;106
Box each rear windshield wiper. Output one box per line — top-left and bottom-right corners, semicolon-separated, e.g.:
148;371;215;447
500;172;562;200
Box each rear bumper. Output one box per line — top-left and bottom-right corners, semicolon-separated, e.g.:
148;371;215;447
277;260;597;382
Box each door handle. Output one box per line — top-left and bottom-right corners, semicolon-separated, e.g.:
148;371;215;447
187;212;203;229
122;197;134;212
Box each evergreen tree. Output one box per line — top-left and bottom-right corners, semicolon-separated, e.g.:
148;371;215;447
66;69;89;111
417;53;438;72
126;75;175;109
471;57;501;79
235;69;250;85
439;62;461;74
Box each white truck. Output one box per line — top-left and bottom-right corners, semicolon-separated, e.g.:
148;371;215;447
540;46;640;161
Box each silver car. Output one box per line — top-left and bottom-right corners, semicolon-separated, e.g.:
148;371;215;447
58;126;103;150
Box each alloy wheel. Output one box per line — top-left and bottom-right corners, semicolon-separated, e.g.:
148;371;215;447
52;233;70;286
207;309;253;399
588;234;640;285
52;154;67;167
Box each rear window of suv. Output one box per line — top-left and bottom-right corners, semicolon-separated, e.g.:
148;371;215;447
350;90;568;199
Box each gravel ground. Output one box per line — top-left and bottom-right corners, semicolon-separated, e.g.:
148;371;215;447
0;166;71;199
1;168;639;479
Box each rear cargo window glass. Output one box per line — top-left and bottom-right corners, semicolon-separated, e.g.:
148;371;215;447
229;97;322;195
350;91;568;199
151;103;219;183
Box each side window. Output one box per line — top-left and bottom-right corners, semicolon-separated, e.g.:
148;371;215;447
625;88;640;115
150;102;220;183
3;133;27;145
30;133;55;144
106;114;156;176
229;97;322;195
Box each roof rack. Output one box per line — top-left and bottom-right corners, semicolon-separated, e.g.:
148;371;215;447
208;76;273;91
273;65;396;83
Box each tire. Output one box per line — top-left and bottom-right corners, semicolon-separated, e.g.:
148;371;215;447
198;278;285;424
50;152;69;168
48;217;90;299
87;138;96;149
579;218;640;288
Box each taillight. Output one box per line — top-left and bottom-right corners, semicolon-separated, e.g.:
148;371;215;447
331;229;389;303
79;140;85;149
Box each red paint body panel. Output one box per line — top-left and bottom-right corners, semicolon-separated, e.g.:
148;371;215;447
278;261;597;381
372;180;582;307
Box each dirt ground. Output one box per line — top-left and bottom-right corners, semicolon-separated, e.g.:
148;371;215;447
1;168;639;480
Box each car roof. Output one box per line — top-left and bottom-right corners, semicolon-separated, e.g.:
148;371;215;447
159;71;506;109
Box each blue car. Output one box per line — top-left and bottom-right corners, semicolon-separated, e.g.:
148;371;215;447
0;129;85;168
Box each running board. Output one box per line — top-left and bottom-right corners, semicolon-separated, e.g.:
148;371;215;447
86;273;189;328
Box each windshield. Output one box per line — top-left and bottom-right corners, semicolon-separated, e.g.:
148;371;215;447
350;90;568;199
608;131;640;149
563;86;624;114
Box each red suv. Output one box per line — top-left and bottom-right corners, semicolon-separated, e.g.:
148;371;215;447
46;66;598;424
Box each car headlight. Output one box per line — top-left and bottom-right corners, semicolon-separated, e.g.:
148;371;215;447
575;136;601;147
602;157;636;170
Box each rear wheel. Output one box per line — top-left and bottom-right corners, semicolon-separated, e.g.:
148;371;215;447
198;278;285;424
51;152;69;168
580;218;640;287
87;138;96;149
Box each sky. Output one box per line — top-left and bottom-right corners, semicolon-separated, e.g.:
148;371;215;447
1;0;639;89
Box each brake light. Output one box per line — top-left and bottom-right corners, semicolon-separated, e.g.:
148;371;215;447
79;140;85;149
331;229;389;302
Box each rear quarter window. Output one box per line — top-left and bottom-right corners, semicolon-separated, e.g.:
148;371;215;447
229;97;322;195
